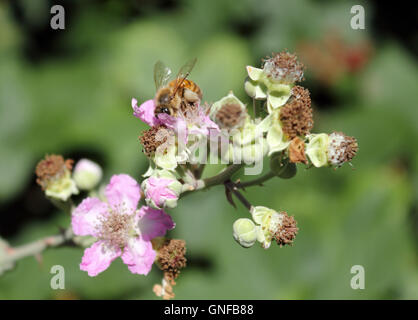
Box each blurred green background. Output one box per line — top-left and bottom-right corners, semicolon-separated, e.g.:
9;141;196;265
1;0;417;299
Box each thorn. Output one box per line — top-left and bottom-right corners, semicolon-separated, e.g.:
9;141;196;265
224;186;236;209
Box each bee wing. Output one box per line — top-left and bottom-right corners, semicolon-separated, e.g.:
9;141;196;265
154;60;172;90
173;58;197;93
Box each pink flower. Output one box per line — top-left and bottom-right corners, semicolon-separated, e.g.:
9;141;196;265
159;106;220;142
72;174;175;276
132;98;160;127
142;176;182;209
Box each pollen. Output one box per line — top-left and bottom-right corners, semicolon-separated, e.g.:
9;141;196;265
156;239;187;282
215;103;246;130
262;51;305;83
35;154;73;190
139;125;170;157
98;209;133;249
274;212;298;247
279;86;313;139
327;132;358;166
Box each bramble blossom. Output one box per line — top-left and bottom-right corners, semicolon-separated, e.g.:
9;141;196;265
141;170;182;209
71;174;175;276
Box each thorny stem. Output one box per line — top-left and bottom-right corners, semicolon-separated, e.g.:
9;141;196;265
0;198;76;271
236;171;276;189
202;164;243;188
224;180;253;211
180;164;243;197
0;164;246;269
1;227;74;267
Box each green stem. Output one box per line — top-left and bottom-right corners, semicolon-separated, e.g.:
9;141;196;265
180;164;243;197
0;227;74;268
202;164;243;188
236;171;276;188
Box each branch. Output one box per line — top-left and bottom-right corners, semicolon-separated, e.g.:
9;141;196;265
0;227;74;268
180;164;243;197
236;171;276;189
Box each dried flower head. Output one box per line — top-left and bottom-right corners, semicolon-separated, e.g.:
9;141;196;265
139;125;172;157
273;211;298;247
251;206;298;249
327;132;358;166
263;51;305;84
35;154;73;190
156;239;187;282
279;86;313;139
215;103;247;130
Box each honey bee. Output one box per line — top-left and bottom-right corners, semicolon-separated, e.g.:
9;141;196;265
154;58;203;117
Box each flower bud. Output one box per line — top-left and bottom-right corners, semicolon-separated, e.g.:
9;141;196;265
73;159;103;191
233;218;257;248
35;154;79;201
141;170;182;209
251;206;298;249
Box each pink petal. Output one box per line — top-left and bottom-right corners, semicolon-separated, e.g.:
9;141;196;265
72;197;108;237
121;237;156;275
80;241;121;277
146;177;177;207
136;206;175;241
132;98;160;127
105;174;141;213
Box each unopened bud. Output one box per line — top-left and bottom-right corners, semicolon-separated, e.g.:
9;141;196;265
73;159;103;191
233;218;257;248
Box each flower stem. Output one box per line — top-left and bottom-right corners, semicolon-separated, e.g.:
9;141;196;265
0;227;74;268
202;164;243;188
236;171;276;188
180;164;243;197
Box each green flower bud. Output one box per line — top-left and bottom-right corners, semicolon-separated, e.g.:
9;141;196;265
233;218;257;248
73;159;103;191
